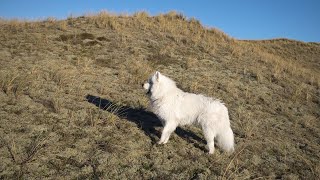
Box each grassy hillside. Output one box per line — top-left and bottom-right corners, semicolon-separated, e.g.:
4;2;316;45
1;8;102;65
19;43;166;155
0;11;319;179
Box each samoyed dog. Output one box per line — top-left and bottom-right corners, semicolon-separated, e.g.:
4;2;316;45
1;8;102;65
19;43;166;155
143;71;234;154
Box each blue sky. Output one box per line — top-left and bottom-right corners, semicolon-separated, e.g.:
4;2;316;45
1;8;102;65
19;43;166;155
1;0;319;42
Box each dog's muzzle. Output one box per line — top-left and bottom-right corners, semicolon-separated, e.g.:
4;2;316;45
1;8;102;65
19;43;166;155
143;83;151;95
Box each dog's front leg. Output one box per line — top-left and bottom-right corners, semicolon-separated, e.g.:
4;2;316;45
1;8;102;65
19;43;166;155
158;121;177;144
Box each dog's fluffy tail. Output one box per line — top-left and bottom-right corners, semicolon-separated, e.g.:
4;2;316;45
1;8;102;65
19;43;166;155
216;127;235;153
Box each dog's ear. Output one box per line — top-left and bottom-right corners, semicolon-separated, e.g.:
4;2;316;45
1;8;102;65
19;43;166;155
155;71;161;81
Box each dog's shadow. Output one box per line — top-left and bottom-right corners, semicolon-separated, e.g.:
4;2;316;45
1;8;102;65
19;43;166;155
85;95;206;150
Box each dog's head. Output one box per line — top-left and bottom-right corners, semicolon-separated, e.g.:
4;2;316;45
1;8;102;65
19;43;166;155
142;71;161;96
143;71;178;99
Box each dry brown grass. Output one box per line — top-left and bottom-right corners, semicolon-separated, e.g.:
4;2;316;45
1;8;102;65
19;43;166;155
0;11;319;179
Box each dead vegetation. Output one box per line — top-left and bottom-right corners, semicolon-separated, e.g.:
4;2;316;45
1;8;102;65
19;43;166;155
0;11;319;179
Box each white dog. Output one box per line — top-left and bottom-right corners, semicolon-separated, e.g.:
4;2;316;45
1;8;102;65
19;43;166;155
143;71;234;154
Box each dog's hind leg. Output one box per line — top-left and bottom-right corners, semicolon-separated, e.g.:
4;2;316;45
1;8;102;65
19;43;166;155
202;126;216;154
216;127;234;153
158;121;177;144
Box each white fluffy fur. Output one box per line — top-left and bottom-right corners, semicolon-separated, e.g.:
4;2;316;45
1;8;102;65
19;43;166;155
143;71;235;154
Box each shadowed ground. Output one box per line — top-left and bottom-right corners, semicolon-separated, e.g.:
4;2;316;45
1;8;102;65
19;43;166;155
86;94;206;148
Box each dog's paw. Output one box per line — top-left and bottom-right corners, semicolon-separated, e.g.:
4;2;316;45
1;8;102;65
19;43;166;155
207;146;215;154
158;140;167;145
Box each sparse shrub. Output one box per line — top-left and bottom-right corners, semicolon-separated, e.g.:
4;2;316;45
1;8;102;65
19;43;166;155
133;11;150;19
0;70;30;96
106;18;120;30
188;17;201;26
57;20;68;31
164;11;186;20
87;11;121;30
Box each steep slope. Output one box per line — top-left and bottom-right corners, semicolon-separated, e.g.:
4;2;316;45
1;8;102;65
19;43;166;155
0;12;319;179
